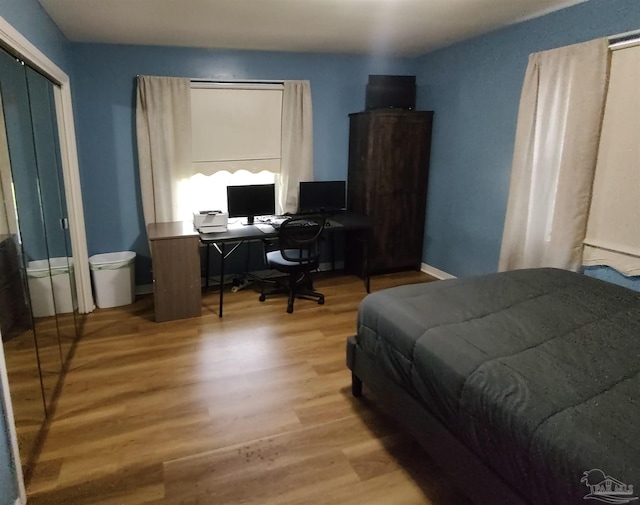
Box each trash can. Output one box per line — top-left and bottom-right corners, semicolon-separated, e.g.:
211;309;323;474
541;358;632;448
27;257;77;318
89;251;136;309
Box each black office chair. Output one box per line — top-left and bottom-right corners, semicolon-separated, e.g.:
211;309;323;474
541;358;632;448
259;216;326;313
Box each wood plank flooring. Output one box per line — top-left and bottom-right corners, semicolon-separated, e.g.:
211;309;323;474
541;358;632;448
26;272;471;505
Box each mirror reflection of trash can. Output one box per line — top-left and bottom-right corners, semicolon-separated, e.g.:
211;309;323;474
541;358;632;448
26;257;77;318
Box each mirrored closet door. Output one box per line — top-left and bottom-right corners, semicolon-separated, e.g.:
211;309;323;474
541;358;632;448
0;47;79;478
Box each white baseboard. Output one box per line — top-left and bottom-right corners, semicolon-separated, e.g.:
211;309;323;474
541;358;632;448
421;263;456;280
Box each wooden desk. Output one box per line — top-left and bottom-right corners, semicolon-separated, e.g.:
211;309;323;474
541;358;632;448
148;222;201;322
148;213;371;321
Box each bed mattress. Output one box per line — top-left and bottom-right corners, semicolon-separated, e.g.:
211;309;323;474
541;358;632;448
356;268;640;504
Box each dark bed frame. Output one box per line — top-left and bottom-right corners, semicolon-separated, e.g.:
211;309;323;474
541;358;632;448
346;335;529;505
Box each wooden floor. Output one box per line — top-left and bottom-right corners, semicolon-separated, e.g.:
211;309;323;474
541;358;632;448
26;271;471;505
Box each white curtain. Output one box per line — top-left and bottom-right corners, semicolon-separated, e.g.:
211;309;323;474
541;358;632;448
136;75;192;225
276;80;313;214
498;39;610;272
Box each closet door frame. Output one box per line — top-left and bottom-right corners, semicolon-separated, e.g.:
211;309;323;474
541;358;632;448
0;14;91;504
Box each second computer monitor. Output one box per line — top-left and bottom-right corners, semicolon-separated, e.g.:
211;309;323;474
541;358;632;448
227;183;275;224
298;181;346;214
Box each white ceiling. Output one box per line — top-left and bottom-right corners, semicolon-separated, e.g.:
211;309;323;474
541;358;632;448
38;0;590;57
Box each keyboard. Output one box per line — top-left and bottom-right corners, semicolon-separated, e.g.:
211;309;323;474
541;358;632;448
257;216;288;227
254;224;276;233
257;215;326;229
289;219;318;227
257;216;290;229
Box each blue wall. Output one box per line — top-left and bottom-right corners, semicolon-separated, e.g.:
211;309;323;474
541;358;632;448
414;0;640;283
71;44;412;283
0;0;72;74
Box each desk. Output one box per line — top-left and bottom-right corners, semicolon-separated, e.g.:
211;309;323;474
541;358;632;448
148;221;201;322
199;212;371;317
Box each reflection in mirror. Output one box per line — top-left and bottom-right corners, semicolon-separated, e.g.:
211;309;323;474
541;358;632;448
0;87;46;478
26;67;78;364
0;52;63;414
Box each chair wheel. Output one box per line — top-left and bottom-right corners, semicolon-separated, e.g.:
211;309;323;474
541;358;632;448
259;294;266;302
318;296;325;305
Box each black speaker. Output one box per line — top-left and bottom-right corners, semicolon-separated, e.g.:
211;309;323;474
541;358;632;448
365;75;416;111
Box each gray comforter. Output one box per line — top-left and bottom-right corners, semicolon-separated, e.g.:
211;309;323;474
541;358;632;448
356;268;640;504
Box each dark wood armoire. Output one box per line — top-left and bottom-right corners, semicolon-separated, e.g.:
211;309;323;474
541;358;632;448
346;110;433;276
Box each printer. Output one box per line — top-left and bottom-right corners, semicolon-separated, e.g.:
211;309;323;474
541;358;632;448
193;210;228;233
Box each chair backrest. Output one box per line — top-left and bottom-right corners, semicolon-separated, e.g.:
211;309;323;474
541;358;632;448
278;216;326;264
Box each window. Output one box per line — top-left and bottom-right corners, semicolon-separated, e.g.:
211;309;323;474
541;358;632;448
180;83;283;219
137;77;312;224
178;170;275;217
583;43;640;275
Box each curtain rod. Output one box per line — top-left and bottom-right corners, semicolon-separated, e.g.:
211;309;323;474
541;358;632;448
609;28;640;49
190;78;284;84
134;75;285;84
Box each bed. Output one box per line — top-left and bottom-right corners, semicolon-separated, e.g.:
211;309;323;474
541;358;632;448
346;268;640;505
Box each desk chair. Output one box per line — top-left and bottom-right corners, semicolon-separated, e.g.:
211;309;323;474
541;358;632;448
259;216;326;313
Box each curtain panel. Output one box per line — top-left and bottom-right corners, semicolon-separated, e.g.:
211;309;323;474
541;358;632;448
499;39;610;272
136;75;192;225
277;80;313;214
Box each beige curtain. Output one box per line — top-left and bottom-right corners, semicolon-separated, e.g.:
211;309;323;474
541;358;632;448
499;39;610;272
276;80;313;214
136;75;192;225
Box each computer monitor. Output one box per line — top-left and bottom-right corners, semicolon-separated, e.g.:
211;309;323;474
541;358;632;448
298;181;346;214
227;184;275;224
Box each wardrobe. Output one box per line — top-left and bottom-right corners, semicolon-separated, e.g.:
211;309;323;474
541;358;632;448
0;46;79;480
346;110;433;275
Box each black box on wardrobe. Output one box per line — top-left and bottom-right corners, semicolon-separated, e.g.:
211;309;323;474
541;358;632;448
365;75;416;111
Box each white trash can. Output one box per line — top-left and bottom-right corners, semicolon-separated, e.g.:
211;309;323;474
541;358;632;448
89;251;136;309
27;257;77;318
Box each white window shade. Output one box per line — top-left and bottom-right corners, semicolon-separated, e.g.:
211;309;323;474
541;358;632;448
583;44;640;276
190;85;283;174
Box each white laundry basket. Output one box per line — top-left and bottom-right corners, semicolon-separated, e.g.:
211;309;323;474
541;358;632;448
89;251;136;309
27;257;77;318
